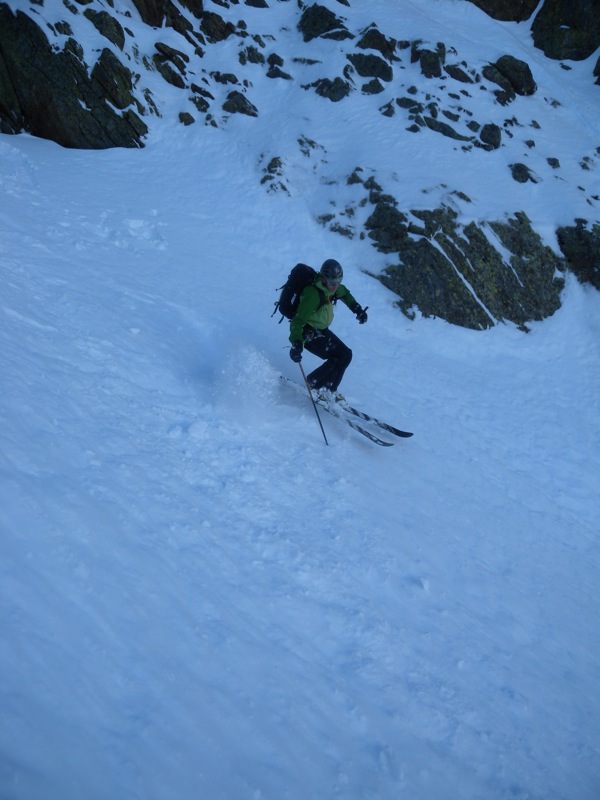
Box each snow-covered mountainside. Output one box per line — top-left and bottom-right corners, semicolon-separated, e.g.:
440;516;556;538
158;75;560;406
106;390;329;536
1;2;599;799
1;0;599;326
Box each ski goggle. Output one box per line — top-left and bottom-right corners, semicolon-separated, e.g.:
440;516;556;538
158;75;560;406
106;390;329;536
322;276;340;288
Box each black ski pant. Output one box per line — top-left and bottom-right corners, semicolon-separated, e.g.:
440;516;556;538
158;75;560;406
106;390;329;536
304;328;352;392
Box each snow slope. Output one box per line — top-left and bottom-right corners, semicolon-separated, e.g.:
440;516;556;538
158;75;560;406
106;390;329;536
1;2;600;799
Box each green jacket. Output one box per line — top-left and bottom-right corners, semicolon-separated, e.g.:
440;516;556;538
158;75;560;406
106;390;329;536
289;276;358;344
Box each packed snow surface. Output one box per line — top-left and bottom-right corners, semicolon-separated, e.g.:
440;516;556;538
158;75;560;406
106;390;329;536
1;1;599;798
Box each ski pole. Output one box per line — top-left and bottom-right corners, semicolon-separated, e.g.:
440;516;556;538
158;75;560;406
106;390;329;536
298;363;329;446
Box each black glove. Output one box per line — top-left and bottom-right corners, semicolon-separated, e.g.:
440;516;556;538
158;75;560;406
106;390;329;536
289;342;303;362
354;305;368;324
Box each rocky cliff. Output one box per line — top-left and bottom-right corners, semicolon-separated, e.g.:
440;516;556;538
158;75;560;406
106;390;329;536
0;0;598;329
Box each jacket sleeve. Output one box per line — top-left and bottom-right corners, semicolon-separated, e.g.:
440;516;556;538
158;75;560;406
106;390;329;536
336;284;359;311
289;285;322;344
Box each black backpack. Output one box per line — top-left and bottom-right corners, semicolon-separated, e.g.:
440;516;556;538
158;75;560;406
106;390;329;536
272;263;327;322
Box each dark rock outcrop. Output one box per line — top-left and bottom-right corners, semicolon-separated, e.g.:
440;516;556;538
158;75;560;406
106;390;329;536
131;0;170;28
411;43;445;79
510;162;539;183
153;42;189;88
494;55;537;96
467;0;600;61
201;11;235;43
531;0;600;60
365;201;565;330
356;26;397;62
444;63;475;84
423;116;472;142
464;0;539;22
347;53;393;82
131;0;204;27
84;8;126;50
0;5;147;148
367;208;565;329
306;77;351;102
222;90;259;116
298;4;352;42
91;50;138;111
480;122;502;149
557;220;600;289
483;55;536;104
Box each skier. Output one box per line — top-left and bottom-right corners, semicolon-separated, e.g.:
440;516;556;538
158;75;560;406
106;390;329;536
288;259;368;397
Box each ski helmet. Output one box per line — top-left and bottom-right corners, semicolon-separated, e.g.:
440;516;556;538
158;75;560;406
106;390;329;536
320;259;343;285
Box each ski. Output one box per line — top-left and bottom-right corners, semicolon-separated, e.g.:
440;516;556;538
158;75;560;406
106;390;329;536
280;376;399;446
334;399;413;438
316;399;394;446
